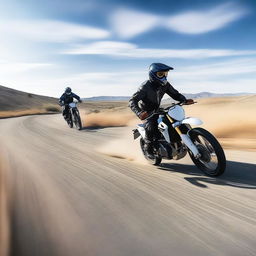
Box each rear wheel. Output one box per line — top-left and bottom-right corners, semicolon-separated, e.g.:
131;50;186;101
140;138;162;166
73;109;82;130
188;128;226;176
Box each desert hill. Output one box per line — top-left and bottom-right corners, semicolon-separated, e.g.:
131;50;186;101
0;85;58;111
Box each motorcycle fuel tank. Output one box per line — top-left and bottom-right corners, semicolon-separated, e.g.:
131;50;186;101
168;105;185;121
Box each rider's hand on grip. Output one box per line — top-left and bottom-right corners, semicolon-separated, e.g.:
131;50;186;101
184;99;195;105
138;111;149;120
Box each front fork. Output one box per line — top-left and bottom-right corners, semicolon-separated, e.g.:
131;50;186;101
166;115;201;159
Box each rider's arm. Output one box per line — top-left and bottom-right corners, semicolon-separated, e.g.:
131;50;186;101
72;93;81;101
59;94;65;104
166;83;187;102
129;86;147;117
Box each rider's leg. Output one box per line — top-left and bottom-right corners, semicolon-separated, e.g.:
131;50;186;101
63;105;69;119
144;116;159;156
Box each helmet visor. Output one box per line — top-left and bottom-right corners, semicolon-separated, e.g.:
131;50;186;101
156;71;168;78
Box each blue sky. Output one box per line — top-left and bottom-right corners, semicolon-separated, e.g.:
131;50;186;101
0;0;256;97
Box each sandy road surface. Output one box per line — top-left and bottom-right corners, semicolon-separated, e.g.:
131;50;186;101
0;114;256;256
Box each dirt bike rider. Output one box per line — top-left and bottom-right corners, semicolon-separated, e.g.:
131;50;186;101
129;63;194;158
59;87;82;119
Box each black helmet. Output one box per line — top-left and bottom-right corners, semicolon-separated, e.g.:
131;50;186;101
65;87;72;95
149;63;173;86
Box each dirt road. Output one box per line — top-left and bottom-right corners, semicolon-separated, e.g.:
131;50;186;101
0;114;256;256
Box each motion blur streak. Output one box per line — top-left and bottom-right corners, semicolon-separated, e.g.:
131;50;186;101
0;153;10;256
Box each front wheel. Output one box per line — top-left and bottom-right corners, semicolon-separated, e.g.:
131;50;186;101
188;128;226;176
140;138;162;166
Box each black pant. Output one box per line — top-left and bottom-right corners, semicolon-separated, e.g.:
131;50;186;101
144;115;160;142
62;105;69;117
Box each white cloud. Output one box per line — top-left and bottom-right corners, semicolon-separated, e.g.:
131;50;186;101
169;58;256;93
110;8;159;39
173;58;256;78
0;20;110;42
0;62;53;75
166;2;248;34
67;41;136;55
64;41;256;59
110;3;248;38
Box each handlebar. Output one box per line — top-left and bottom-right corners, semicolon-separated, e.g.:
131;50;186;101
59;100;82;106
144;101;197;120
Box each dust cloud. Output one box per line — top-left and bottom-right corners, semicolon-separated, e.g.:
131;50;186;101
81;111;135;128
80;110;149;162
97;126;148;164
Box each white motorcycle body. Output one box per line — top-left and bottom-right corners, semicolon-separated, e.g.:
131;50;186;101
69;102;77;108
135;105;203;159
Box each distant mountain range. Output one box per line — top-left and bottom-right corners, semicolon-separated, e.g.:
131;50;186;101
82;92;253;102
82;96;131;101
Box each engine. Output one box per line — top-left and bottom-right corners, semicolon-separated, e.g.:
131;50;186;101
158;141;187;160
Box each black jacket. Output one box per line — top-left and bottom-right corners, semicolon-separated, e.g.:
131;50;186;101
59;93;80;105
129;80;186;116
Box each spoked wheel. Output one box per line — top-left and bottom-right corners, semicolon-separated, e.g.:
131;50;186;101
140;138;162;166
73;109;82;130
189;128;226;176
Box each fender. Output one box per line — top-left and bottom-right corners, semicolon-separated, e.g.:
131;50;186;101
181;117;203;126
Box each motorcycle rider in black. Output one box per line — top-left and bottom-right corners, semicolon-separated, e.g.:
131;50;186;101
59;87;82;119
129;63;194;158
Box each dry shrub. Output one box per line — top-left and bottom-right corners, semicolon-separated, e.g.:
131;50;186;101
0;109;45;118
44;105;61;113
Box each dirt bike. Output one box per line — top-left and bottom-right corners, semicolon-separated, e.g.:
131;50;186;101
62;101;82;130
133;102;226;176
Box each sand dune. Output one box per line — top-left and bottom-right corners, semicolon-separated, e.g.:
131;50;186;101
184;95;256;150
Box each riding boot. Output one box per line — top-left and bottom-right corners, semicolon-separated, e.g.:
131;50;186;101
144;139;155;159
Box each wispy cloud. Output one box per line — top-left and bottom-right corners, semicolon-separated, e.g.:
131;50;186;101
171;58;256;93
166;2;248;34
64;41;256;59
0;62;53;74
173;58;256;78
0;20;110;42
110;3;248;38
110;8;159;39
